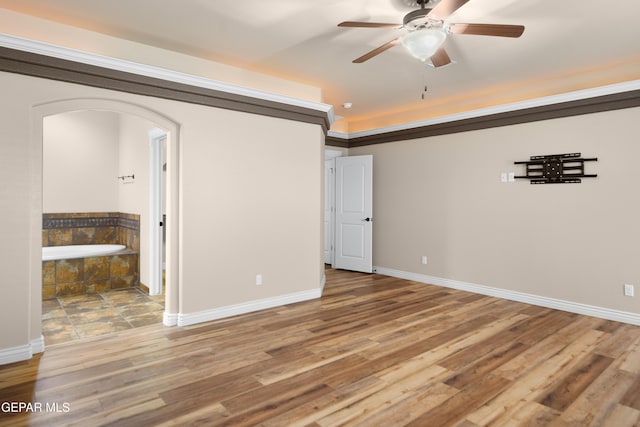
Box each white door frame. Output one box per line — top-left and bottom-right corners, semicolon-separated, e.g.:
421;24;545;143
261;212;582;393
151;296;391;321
324;149;342;266
149;128;166;296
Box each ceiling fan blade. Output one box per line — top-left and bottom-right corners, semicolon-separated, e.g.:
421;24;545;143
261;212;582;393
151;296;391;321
430;46;451;67
428;0;470;20
449;23;525;38
338;21;401;28
353;38;400;63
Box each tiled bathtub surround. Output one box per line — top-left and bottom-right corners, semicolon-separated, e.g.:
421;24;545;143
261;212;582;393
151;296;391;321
42;212;140;298
42;251;139;299
42;212;140;250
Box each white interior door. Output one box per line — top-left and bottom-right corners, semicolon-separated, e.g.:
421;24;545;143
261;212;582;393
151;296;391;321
334;155;373;273
324;159;334;264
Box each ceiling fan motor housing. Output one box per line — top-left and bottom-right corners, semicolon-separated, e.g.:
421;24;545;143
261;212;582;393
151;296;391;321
403;8;443;31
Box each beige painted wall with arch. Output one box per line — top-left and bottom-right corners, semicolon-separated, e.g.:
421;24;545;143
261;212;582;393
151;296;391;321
0;70;324;359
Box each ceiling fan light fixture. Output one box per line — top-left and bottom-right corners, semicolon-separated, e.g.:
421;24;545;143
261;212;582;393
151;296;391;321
400;28;446;61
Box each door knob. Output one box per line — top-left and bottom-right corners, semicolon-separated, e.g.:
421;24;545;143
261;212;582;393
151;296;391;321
361;217;371;222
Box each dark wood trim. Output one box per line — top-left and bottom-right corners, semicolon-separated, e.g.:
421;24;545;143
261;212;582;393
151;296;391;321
324;135;349;148
0;47;331;132
330;89;640;148
2;46;636;147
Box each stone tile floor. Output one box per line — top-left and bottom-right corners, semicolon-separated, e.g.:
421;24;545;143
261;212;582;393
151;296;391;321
42;288;165;346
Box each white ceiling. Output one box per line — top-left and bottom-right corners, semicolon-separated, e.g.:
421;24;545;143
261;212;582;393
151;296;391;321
1;0;639;133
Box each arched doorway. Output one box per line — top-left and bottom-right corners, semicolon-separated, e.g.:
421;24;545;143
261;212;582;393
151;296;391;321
31;98;180;347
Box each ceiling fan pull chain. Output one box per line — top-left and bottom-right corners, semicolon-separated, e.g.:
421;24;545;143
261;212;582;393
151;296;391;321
421;68;429;100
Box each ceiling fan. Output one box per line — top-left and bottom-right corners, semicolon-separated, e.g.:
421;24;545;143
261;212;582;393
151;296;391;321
338;0;524;66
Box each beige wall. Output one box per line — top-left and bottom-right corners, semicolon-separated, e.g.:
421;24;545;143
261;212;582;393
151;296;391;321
178;105;323;312
0;71;324;358
350;107;640;314
0;73;32;350
117;114;156;287
43;110;120;213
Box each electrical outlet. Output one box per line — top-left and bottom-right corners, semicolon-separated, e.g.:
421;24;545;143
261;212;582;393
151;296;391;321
624;284;634;297
421;255;428;265
500;172;507;183
256;274;263;286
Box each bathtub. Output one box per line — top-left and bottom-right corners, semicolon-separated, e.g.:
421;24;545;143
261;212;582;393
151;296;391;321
42;244;126;261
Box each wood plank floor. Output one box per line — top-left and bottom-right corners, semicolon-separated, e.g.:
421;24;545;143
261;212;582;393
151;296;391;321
1;269;640;426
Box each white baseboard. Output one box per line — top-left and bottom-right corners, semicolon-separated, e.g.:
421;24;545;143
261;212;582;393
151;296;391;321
177;288;322;327
31;335;45;354
0;345;31;365
163;312;178;327
374;266;640;326
0;336;45;365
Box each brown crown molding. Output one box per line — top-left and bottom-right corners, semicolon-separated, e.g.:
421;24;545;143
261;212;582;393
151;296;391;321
327;89;640;148
324;136;349;148
0;46;331;133
1;46;636;146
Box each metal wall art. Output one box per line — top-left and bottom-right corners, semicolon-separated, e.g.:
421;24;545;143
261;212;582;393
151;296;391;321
514;153;597;184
